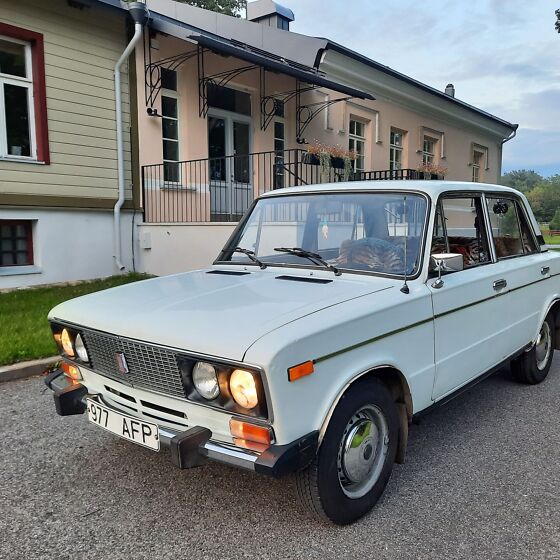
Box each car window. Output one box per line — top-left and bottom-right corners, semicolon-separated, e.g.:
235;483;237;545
221;192;428;277
486;197;537;258
431;196;491;268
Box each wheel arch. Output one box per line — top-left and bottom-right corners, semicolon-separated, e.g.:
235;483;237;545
546;298;560;349
318;365;412;464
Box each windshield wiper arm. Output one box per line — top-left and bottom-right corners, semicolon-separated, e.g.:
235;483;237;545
233;247;267;269
274;247;341;276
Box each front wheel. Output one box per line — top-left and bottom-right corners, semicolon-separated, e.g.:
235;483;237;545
511;314;555;384
295;378;399;525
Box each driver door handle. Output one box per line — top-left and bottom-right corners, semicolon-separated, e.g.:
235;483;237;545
493;279;507;291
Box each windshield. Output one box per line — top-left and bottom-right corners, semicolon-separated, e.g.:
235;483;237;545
218;192;428;277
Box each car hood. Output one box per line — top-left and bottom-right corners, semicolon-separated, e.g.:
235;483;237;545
49;268;395;361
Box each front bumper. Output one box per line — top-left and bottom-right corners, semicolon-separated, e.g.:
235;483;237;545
45;370;317;478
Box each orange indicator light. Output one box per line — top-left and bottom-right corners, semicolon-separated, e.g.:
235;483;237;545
230;419;271;447
61;361;82;381
287;360;314;382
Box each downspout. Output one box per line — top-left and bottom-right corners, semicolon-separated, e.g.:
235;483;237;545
114;2;148;271
498;125;518;181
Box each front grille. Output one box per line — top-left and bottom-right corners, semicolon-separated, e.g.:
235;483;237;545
82;330;187;400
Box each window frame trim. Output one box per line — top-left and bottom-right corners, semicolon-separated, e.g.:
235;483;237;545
0;22;49;164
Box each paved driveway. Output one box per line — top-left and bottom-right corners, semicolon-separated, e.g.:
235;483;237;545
1;359;559;560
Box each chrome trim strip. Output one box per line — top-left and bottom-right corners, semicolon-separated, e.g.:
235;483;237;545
201;441;258;471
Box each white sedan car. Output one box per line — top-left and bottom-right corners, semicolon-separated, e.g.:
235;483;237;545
46;181;560;524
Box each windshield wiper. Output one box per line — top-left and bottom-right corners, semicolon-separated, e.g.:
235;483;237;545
274;247;341;276
233;247;267;269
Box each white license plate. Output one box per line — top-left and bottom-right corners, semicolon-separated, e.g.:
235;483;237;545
86;398;160;451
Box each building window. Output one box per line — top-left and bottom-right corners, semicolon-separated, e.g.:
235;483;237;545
0;24;49;163
423;137;437;165
349;118;366;172
0;220;33;266
207;84;251;116
390;129;404;172
273;120;285;189
161;69;179;183
472;150;484;182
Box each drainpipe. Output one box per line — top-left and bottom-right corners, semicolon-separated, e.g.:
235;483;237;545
114;2;148;271
498;125;518;181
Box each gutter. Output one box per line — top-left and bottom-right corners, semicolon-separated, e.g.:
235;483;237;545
113;2;148;271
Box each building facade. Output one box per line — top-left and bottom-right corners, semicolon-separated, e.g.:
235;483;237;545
0;0;136;289
132;0;517;275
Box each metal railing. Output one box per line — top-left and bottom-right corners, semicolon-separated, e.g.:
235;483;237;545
142;149;433;223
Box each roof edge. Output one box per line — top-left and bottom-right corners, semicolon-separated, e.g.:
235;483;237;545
323;41;518;132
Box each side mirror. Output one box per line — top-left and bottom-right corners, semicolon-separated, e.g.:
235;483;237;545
430;253;464;273
429;253;464;289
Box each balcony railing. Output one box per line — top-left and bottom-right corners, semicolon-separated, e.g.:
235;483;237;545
141;149;431;224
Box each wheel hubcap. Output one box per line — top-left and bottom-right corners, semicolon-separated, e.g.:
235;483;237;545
535;321;552;371
337;405;389;499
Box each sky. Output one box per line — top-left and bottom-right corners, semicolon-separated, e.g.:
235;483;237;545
280;0;560;177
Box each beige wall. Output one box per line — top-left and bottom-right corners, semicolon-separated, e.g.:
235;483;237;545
0;0;132;205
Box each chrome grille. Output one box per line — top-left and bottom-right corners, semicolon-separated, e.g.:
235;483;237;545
82;330;187;399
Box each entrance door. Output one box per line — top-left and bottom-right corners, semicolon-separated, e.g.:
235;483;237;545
208;113;251;221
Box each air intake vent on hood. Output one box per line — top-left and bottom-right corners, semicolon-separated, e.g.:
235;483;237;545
207;270;251;276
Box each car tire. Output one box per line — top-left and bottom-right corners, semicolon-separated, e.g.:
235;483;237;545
511;314;555;384
295;378;399;525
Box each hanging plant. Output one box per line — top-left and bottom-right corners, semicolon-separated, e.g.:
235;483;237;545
343;150;357;180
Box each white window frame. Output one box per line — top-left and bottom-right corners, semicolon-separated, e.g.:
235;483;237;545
161;71;179;186
472;150;483;182
389;128;404;172
422;137;436;165
0;34;37;161
349;118;366;173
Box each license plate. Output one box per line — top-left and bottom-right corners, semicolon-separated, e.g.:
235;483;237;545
86;398;160;451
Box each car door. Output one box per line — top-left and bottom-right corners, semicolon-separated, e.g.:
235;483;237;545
483;194;549;352
429;193;515;399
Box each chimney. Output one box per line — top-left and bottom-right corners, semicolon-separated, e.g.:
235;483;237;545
445;83;456;97
247;0;295;31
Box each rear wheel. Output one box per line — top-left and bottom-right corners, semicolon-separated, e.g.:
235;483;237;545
511;314;555;384
295;378;399;525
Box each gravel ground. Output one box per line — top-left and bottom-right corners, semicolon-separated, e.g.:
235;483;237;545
1;360;560;560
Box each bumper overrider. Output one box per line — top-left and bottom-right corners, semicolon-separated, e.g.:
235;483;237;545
45;370;318;478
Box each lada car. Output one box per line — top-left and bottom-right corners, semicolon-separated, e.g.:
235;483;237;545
46;181;560;524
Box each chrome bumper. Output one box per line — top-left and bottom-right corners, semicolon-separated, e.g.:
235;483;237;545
45;370;318;478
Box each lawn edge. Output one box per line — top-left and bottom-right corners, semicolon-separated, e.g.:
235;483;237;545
0;356;59;383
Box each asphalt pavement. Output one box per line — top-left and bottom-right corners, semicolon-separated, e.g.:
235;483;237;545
1;359;559;560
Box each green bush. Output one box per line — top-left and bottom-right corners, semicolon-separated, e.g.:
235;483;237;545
549;208;560;231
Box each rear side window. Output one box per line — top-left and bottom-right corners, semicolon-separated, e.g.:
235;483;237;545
486;197;537;258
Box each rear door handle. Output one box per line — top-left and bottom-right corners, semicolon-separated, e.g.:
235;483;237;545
541;266;550;275
493;279;507;290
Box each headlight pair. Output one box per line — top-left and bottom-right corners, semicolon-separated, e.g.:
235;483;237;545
52;324;89;363
179;357;266;419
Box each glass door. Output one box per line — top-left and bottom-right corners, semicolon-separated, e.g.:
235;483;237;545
208;112;251;221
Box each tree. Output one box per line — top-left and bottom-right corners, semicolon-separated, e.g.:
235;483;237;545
556;9;560;33
549;208;560;231
525;181;560;223
501;169;543;192
175;0;246;16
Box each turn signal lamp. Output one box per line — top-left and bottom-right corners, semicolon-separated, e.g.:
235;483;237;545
230;419;271;448
288;360;314;382
62;361;82;381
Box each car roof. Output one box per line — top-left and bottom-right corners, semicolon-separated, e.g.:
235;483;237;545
259;180;520;200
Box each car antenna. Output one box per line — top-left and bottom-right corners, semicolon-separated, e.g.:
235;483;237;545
400;195;410;294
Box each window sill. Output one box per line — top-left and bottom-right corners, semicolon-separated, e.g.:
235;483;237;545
0;157;45;165
0;265;42;276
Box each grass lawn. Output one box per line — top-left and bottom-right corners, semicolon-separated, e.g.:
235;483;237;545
542;234;560;245
0;273;152;367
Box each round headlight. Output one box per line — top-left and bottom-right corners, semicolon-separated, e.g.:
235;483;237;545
229;369;258;410
192;362;220;400
61;329;75;357
74;334;89;362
